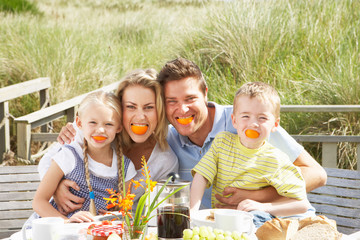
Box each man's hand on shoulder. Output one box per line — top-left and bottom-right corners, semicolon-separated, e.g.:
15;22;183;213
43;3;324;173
57;122;76;145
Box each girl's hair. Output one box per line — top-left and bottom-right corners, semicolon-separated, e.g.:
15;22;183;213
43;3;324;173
77;90;124;199
115;68;168;151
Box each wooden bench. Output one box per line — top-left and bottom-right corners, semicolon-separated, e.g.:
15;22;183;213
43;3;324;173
0;165;40;239
308;167;360;235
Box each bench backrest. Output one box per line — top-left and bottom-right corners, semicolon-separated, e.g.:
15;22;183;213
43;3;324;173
0;165;40;238
308;167;360;235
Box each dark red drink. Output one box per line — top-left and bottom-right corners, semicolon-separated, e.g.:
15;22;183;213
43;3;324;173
157;206;190;239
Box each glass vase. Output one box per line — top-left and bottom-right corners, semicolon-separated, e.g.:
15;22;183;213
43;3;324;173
125;224;147;240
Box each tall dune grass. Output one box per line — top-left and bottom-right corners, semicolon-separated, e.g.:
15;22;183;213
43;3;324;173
178;0;360;168
1;0;359;167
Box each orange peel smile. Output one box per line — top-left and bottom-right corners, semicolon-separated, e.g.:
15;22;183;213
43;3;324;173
92;136;107;141
176;116;194;125
131;125;148;135
245;129;260;139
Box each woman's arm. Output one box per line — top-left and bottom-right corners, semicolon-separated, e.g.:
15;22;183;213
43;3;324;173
32;161;68;219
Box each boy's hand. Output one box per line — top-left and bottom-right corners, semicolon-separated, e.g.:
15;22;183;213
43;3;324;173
53;179;85;215
57;122;76;144
67;211;95;223
237;199;264;212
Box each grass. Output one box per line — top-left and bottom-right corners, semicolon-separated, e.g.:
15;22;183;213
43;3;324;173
1;0;359;168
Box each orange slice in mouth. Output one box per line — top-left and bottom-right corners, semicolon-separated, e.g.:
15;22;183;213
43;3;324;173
131;124;148;135
92;136;107;141
176;116;194;125
245;129;260;139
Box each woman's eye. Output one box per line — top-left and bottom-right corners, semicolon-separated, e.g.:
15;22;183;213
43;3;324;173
126;105;136;109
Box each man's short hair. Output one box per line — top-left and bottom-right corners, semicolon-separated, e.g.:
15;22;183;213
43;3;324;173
233;81;280;118
157;57;207;95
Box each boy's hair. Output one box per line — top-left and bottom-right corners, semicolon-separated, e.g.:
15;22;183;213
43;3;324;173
157;57;207;95
233;82;280;118
77;90;124;205
116;68;168;151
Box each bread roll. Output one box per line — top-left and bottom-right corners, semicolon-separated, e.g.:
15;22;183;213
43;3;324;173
298;215;337;230
256;218;299;240
290;223;342;240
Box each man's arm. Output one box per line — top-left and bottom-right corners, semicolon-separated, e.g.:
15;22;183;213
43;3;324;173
215;149;327;208
293;150;327;192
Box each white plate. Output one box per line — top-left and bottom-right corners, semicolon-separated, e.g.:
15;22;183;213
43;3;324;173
191;209;216;228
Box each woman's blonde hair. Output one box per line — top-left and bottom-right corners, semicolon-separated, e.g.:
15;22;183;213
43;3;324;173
116;68;168;151
77;90;124;213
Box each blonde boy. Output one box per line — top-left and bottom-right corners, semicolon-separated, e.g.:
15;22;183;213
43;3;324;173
190;82;310;228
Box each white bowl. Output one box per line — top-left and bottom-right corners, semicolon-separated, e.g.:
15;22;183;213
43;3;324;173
191;209;216;228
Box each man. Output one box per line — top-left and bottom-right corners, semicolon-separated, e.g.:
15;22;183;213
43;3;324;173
43;58;327;213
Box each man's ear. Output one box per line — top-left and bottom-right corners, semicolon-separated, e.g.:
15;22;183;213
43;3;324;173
75;116;82;129
272;118;280;132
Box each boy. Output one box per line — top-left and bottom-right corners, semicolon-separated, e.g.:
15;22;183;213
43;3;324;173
190;82;310;228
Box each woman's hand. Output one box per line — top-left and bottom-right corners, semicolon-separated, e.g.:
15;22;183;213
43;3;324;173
67;211;95;223
57;122;76;144
53;179;85;215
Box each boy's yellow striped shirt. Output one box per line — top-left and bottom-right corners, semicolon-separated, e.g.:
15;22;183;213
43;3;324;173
192;131;306;208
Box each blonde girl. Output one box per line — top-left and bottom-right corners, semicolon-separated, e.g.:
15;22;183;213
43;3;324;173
32;91;136;223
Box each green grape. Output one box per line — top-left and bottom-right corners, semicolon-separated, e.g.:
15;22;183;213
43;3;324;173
224;236;232;240
193;227;200;236
224;231;232;237
216;234;225;240
241;233;250;240
208;232;216;240
184;238;192;240
231;231;241;240
183;229;193;239
200;237;207;240
199;226;209;238
207;226;213;233
192;234;200;240
213;229;224;236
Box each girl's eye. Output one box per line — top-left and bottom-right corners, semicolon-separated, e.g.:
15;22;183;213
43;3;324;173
90;121;96;124
106;123;114;126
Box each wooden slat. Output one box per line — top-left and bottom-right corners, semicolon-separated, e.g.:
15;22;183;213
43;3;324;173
0;191;36;201
0;165;38;174
0;219;28;229
15;80;121;125
0;173;40;183
31;132;58;142
0;78;51;103
0;201;32;211
0;210;34;220
337;226;357;235
0;230;17;239
0;182;39;192
310;185;360;198
326;168;360;179
308;193;360;208
292;135;360;143
280;105;360;112
311;203;360;219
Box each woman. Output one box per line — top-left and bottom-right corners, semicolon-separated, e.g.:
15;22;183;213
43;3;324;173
38;69;178;217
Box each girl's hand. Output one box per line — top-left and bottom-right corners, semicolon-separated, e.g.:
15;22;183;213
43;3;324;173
237;199;265;212
67;211;95;223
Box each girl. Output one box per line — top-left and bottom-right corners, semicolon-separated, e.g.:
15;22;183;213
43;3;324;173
32;90;136;222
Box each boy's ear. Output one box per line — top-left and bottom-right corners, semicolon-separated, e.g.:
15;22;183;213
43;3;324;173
231;113;237;128
272;117;280;132
75;116;82;129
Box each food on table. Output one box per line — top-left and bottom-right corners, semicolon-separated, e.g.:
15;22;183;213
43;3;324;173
87;221;124;240
205;210;215;221
255;215;342;240
183;226;250;240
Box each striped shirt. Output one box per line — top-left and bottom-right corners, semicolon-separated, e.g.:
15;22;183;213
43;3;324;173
192;131;307;208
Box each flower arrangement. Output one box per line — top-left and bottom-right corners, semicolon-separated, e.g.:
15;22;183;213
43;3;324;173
104;156;186;240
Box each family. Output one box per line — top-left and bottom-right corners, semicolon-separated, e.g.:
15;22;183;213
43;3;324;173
29;57;327;228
